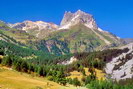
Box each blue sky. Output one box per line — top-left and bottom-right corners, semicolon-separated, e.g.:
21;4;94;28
0;0;133;38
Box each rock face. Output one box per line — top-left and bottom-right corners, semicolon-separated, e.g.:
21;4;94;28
59;56;77;65
9;20;58;38
60;10;97;29
105;43;133;80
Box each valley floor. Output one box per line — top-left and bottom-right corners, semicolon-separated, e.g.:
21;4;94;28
0;66;87;89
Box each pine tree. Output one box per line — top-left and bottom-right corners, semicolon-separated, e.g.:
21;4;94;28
21;61;28;72
2;56;12;67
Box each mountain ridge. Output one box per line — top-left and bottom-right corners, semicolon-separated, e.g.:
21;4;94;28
8;10;112;38
0;10;126;55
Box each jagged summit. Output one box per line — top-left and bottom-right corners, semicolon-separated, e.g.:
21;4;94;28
60;10;97;29
76;9;92;16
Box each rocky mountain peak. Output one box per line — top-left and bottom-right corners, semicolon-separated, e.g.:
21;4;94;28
60;10;97;29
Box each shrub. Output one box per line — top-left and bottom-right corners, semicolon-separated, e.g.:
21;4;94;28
47;76;54;81
1;56;13;67
66;78;73;84
72;78;81;86
86;80;133;89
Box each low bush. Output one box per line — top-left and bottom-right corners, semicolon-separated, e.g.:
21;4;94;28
86;80;133;89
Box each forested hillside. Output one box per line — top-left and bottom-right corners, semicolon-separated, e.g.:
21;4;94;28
0;39;133;89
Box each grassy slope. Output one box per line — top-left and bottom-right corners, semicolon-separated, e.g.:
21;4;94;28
44;24;106;54
46;24;105;45
43;24;124;55
0;66;87;89
0;67;55;89
0;29;36;44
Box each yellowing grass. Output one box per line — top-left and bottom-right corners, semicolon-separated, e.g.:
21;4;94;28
0;65;103;89
0;67;61;89
0;66;87;89
67;71;83;80
95;69;106;80
67;68;106;81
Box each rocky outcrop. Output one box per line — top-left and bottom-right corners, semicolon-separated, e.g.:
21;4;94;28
105;43;133;80
60;10;97;29
59;56;77;65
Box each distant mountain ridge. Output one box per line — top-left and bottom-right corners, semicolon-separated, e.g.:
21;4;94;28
8;20;58;38
122;38;133;44
0;10;126;55
9;10;119;40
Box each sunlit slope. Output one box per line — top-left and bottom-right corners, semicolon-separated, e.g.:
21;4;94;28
0;66;62;89
0;66;87;89
42;24;122;55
